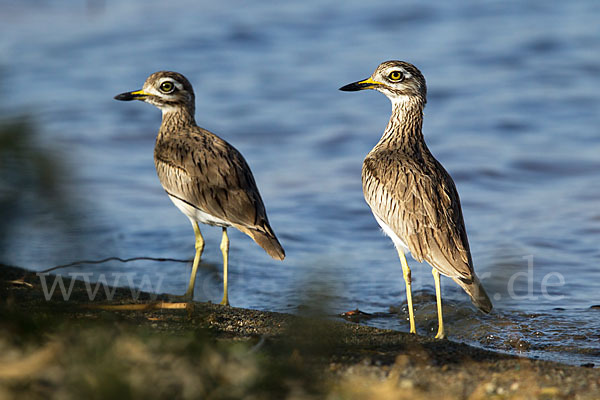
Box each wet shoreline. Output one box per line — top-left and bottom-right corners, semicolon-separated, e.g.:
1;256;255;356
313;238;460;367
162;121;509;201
1;263;599;399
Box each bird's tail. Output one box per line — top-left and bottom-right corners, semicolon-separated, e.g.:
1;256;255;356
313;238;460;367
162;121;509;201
239;225;285;261
453;274;493;313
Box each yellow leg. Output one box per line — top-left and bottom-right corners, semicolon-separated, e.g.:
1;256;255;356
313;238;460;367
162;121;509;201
432;269;446;339
184;222;204;299
220;228;230;306
398;251;416;334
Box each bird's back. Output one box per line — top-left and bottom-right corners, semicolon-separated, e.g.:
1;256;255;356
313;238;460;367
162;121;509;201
363;146;492;312
154;125;285;260
362;146;470;274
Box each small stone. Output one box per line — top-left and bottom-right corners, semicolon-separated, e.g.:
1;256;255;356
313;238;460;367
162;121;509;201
399;379;414;389
485;382;496;394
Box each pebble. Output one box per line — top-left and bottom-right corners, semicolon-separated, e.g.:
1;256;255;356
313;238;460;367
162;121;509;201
399;379;414;389
485;382;496;394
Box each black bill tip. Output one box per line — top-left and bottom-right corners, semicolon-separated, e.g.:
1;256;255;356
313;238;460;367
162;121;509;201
339;80;374;92
114;90;149;101
114;92;136;101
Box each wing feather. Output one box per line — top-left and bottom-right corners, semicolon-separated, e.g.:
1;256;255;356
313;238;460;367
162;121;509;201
362;150;474;280
154;127;273;234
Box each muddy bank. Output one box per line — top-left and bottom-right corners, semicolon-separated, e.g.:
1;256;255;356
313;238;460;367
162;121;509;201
1;264;599;399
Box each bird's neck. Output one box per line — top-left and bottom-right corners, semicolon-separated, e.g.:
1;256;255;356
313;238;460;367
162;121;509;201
377;96;426;151
158;106;196;138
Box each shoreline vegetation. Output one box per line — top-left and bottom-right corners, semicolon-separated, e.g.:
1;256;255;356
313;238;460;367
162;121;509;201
1;263;599;399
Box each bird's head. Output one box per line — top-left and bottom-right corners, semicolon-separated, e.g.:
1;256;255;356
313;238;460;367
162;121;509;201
114;71;195;114
339;60;427;104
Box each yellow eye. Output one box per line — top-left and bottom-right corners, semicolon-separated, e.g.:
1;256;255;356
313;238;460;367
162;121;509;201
388;71;404;81
160;81;174;92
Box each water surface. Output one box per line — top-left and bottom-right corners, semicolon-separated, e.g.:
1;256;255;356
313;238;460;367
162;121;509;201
1;0;599;365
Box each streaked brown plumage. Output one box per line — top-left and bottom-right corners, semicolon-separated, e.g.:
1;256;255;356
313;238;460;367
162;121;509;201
341;61;491;338
154;109;284;260
115;71;284;305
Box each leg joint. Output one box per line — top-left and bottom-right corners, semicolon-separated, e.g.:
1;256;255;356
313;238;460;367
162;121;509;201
220;229;229;252
220;238;229;252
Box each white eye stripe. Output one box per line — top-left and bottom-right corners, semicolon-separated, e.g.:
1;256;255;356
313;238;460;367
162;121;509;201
143;85;162;96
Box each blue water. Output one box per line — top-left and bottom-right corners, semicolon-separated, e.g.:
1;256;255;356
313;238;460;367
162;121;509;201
1;0;600;365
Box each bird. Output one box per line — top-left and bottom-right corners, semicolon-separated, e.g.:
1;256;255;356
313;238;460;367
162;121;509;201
340;61;492;338
114;71;285;306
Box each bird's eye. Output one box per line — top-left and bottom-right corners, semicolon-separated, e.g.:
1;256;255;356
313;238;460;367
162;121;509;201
160;81;175;93
388;71;404;82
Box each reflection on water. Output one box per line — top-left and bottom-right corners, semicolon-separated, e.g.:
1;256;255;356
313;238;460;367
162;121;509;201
1;0;599;365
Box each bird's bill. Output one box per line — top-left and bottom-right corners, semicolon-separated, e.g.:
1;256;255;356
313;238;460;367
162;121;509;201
339;77;383;91
114;89;150;101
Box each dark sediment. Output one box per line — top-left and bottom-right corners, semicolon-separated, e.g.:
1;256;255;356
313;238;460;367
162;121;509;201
1;263;599;399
